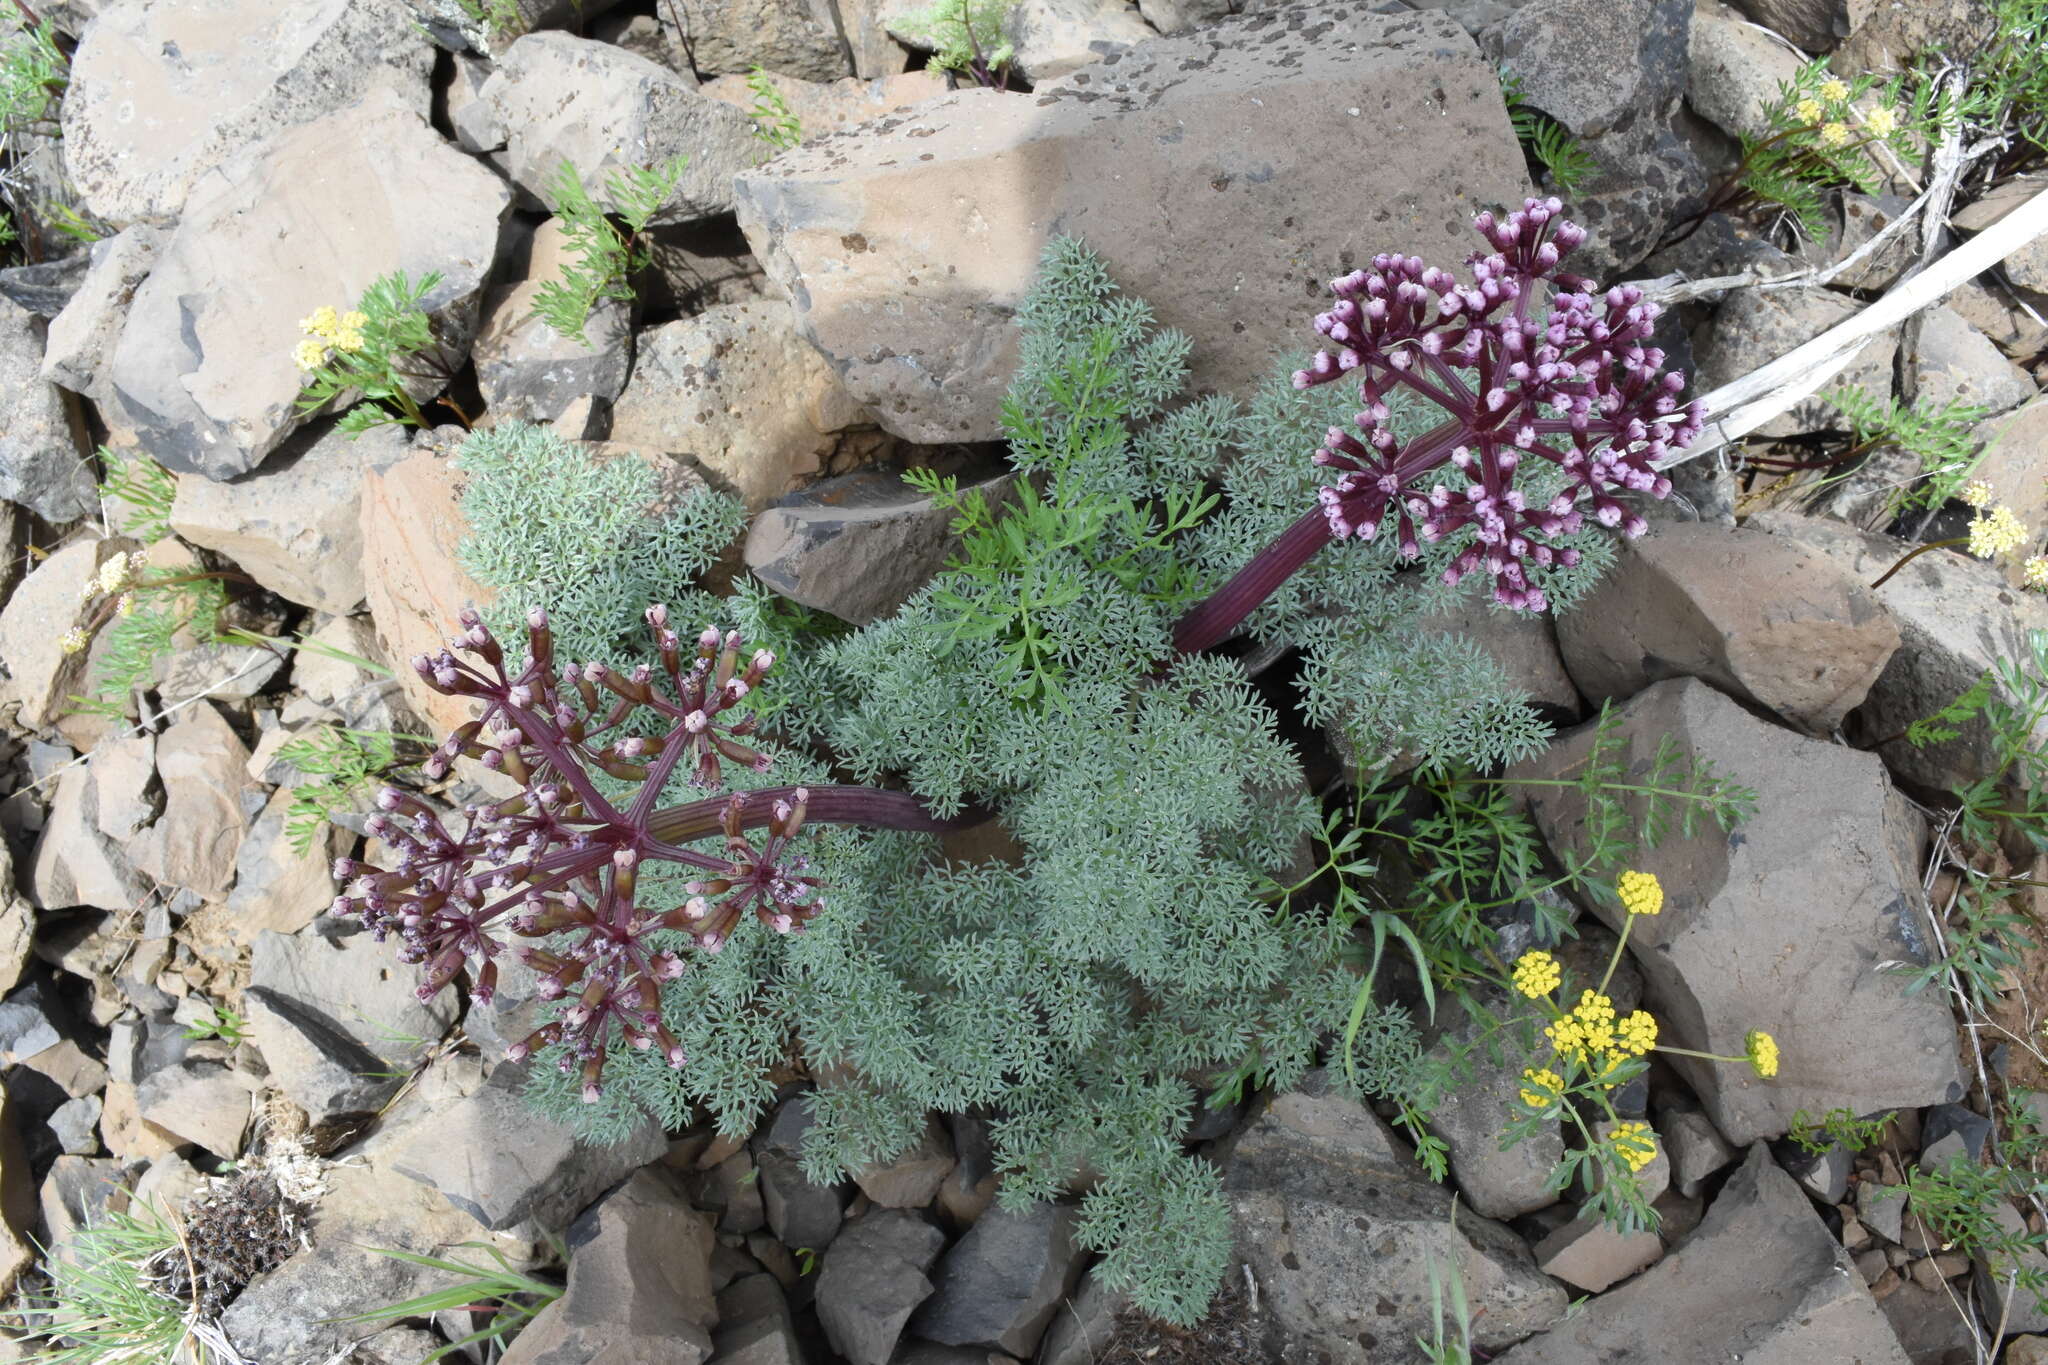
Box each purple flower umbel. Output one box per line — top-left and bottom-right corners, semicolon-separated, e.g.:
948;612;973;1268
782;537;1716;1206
330;604;962;1100
1174;198;1704;653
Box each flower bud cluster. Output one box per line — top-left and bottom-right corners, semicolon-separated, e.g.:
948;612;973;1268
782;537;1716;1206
1293;197;1704;611
328;604;820;1101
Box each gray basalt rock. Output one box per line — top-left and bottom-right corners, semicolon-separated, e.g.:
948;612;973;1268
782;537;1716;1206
1422;984;1563;1221
168;422;411;614
243;927;454;1126
753;1094;849;1253
746;466;1017;625
607;302;881;510
1222;1070;1566;1363
41;224;162;399
1509;678;1963;1146
130;702;256;900
62;0;435;226
102;87;509;479
478;32;758;226
470;220;633;427
0;294;93;522
1904;303;2036;417
909;1202;1086;1360
1494;1145;1910;1362
815;1208;947;1365
659;0;849;79
497;1169;718;1365
735;5;1529;444
1554;520;1901;733
385;1061;666;1231
1693;287;1898;440
1748;510;2048;793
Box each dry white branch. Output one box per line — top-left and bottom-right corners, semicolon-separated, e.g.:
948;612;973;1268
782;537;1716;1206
1656;182;2048;470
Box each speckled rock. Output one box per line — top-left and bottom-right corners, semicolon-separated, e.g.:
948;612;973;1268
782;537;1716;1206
61;0;434;226
734;5;1528;443
101;88;509;478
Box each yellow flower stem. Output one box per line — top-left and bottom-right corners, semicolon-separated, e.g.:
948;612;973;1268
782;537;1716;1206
1651;1044;1747;1065
1597;912;1636;1000
1870;537;1968;590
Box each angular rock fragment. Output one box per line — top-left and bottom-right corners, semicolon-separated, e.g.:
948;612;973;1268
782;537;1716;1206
910;1201;1086;1359
480;32;757;226
1223;1072;1564;1363
1422;986;1562;1221
1494;1146;1909;1362
1687;0;1806;141
1749;510;2048;793
754;1094;849;1252
747;466;1015;624
169;422;411;614
659;0;849;79
1555;521;1900;733
385;1061;666;1230
358;445;496;736
104;89;509;478
0;294;93;522
1532;1210;1663;1292
816;1208;947;1365
134;1060;254;1157
1694;287;1898;440
131;703;256;900
244;927;454;1124
856;1112;958;1209
0;537;132;732
471;220;634;427
40;223;160;398
61;0;435;225
735;6;1528;442
1904;303;2035;417
608;301;880;510
1511;678;1963;1145
498;1169;718;1365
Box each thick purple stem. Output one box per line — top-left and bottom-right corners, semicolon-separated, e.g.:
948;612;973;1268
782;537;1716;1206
1172;509;1334;656
646;784;981;846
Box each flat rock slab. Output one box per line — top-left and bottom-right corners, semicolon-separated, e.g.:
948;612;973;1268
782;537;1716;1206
62;0;434;226
1510;678;1963;1145
1223;1072;1566;1363
1555;520;1900;733
1749;510;2048;793
104;87;509;479
734;4;1529;443
1494;1145;1910;1363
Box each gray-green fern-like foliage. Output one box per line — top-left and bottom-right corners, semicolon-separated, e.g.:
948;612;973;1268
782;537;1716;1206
471;239;1609;1324
454;422;747;665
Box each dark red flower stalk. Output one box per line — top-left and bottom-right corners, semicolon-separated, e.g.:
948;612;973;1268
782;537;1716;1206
1173;197;1705;655
329;604;964;1100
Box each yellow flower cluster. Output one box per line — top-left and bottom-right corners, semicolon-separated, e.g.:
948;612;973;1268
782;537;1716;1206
1519;1068;1563;1109
1963;479;1995;508
1795;97;1824;124
2027;556;2048;591
1746;1029;1780;1078
79;550;145;601
1617;1009;1658;1055
1617;869;1662;917
1818;76;1851;102
1968;504;2030;560
59;627;89;656
1512;950;1561;1000
1546;989;1618;1062
295;303;369;371
1820;121;1850;147
1864;106;1898;137
1608;1121;1658;1173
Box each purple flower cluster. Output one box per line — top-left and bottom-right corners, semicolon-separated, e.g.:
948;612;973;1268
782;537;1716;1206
329;605;827;1100
1294;197;1704;612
